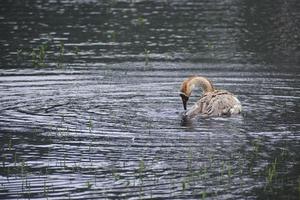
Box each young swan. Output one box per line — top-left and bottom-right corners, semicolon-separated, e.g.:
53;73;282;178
180;76;242;118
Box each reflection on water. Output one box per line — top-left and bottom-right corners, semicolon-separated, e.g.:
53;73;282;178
0;0;299;66
239;0;300;64
0;0;300;199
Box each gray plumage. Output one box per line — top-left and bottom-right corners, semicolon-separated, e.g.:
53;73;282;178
185;90;242;118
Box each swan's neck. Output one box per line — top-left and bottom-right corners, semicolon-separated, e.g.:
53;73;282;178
188;76;214;94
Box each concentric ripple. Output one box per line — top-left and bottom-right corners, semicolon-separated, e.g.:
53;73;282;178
0;62;300;199
0;0;300;199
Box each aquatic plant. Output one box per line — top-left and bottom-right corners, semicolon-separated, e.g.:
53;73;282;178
109;0;117;6
298;177;300;198
106;30;116;42
227;163;232;180
20;159;29;193
201;190;207;199
73;46;80;55
138;16;146;26
39;44;47;63
266;158;278;187
63;153;67;168
14;152;18;167
144;48;150;65
43;179;49;198
87;117;93;133
86;181;93;189
187;148;193;171
17;49;23;60
111;168;120;181
207;41;213;50
182;180;187;191
31;43;48;67
57;42;65;67
8;136;12;151
31;50;38;66
111;31;116;42
59;42;64;57
138;159;145;177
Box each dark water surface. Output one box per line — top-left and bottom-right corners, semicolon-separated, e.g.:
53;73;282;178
0;0;300;199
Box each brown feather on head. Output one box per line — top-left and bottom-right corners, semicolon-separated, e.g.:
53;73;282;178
179;76;215;110
180;75;197;96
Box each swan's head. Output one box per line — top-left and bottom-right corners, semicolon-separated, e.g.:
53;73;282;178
179;76;214;110
180;79;192;110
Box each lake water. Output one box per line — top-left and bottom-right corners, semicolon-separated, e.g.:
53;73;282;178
0;0;299;199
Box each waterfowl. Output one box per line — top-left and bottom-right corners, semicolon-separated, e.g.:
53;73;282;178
180;76;242;118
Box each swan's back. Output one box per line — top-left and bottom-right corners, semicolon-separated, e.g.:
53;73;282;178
185;90;242;118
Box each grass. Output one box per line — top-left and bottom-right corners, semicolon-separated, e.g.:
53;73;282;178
266;158;278;185
1;124;297;199
1;146;297;199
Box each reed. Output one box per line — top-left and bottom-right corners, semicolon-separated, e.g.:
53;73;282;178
201;190;207;200
43;176;49;198
182;181;187;191
57;42;65;67
31;43;47;67
265;157;278;191
138;159;145;179
73;46;79;55
88;117;93;133
144;49;150;65
227;163;232;180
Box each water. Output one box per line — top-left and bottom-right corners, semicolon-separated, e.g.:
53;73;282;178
0;0;300;199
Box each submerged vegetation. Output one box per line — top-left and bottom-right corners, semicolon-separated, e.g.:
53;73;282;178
15;40;75;68
31;43;47;67
16;38;154;68
0;125;297;199
144;48;150;65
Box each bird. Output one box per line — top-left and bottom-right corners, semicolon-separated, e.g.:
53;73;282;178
180;76;242;118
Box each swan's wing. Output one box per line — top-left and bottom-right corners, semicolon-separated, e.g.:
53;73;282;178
185;90;241;118
205;92;241;116
185;102;204;118
185;92;217;118
185;94;211;118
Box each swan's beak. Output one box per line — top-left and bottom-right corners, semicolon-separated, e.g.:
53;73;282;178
180;94;189;110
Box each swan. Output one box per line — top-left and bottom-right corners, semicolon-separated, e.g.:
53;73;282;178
180;76;242;118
